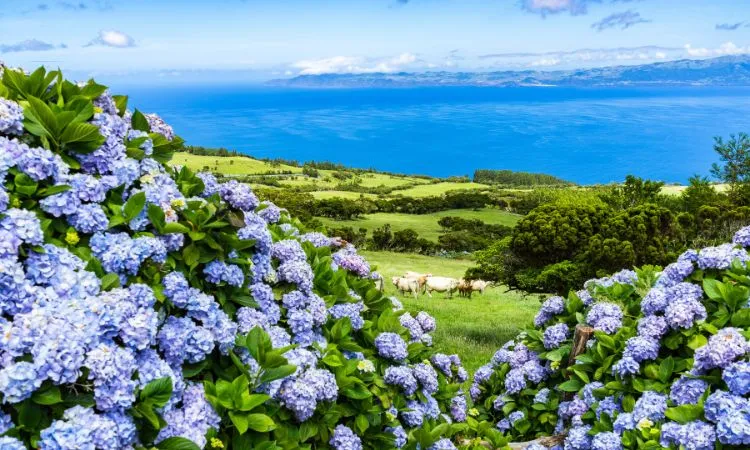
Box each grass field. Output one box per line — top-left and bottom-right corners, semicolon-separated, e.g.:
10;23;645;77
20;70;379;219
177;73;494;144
362;251;540;372
661;184;730;195
319;208;521;241
172;153;301;175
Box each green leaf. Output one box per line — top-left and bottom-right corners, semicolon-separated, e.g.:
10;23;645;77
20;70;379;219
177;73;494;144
14;172;38;196
259;365;297;384
355;414;369;434
113;95;128;115
665;404;703;424
39;184;72;197
702;278;723;301
140;377;173;408
237;393;270;412
156;437;202;450
558;379;583;392
100;273;121;291
687;334;708;350
229;411;249;434
79;81;108;99
132;109;151;132
32;386;62;405
23;96;59;143
163;222;190;234
182;244;200;268
658;357;674;384
60;122;103;147
245;413;277;432
123;192;146;221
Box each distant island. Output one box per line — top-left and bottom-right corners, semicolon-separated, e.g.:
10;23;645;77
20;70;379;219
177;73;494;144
268;55;750;88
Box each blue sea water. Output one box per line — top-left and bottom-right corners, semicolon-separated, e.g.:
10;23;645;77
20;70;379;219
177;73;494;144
118;85;750;184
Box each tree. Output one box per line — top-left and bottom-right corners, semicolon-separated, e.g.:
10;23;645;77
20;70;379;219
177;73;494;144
600;175;664;210
681;175;721;213
710;133;750;204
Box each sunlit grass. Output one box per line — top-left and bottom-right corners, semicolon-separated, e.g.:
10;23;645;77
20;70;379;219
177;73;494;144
361;251;541;372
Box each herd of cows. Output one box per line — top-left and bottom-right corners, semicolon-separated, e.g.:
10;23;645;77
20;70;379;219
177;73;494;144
379;271;491;299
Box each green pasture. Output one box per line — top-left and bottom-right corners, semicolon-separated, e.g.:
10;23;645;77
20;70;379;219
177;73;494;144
318;208;521;241
361;251;541;372
171;153;301;175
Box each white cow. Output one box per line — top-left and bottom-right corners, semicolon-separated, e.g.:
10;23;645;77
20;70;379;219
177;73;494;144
424;276;459;298
392;276;420;299
470;280;490;294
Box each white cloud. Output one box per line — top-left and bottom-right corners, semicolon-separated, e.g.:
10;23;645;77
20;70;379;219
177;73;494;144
684;42;750;57
86;30;135;48
530;57;561;67
292;52;419;75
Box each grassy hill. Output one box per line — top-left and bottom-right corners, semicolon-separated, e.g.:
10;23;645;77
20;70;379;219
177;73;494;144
171;152;492;199
362;251;539;372
318;208;521;241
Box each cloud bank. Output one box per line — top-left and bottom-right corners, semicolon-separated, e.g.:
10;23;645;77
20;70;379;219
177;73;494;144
292;53;419;75
0;39;67;54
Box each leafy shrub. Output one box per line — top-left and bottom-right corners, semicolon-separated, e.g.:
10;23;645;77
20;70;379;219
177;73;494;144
470;226;750;449
0;66;483;449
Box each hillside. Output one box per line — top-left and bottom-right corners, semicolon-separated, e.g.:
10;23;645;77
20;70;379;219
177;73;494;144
268;54;750;88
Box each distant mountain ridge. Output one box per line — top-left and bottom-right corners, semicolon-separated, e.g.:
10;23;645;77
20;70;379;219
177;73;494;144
268;55;750;88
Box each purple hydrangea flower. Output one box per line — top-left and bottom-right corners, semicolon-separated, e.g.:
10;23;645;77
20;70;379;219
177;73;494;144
374;332;408;361
0;98;24;135
693;328;749;372
586;302;623;334
534;296;565;327
669;376;708;406
724;361;750;395
330;424;362;450
543;323;570;349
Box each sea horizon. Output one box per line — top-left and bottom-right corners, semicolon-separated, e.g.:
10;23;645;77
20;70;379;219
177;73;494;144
115;84;750;184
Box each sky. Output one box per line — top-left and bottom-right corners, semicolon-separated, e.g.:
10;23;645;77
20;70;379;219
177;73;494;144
1;0;750;83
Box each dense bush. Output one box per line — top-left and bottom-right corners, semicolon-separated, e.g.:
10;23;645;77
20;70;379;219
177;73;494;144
0;66;487;449
473;170;571;187
470;198;750;294
470;228;750;449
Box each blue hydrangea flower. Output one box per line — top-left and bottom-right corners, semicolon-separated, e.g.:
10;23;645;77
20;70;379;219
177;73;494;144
0;98;24;135
543;323;570;349
534;296;565;327
586;302;623;334
591;431;622;450
693;328;749;372
724;361;750;395
330;424;362;450
632;391;667;423
669;376;708;406
624;336;660;362
375;332;408;361
705;390;748;422
67;203;109;233
332;245;371;277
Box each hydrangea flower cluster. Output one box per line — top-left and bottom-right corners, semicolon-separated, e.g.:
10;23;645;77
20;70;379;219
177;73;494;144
471;227;750;449
0;67;468;449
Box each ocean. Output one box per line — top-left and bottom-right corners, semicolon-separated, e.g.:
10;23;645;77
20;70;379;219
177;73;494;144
117;85;750;184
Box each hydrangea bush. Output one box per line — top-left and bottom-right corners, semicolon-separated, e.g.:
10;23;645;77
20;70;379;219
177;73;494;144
0;66;487;449
471;227;750;449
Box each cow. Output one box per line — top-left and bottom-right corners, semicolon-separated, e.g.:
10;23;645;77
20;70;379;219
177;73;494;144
471;280;490;294
457;279;491;298
392;276;420;299
457;279;473;298
404;271;431;293
424;276;459;298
